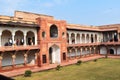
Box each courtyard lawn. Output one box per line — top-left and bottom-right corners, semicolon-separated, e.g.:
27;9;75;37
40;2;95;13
14;58;120;80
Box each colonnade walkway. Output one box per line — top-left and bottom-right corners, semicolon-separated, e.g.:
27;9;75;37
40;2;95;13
1;55;120;77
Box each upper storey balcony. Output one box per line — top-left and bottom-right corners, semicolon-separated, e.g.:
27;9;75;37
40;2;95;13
67;31;120;47
67;32;100;47
0;15;40;52
0;45;40;52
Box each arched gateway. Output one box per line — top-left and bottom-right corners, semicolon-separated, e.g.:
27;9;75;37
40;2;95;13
49;45;61;64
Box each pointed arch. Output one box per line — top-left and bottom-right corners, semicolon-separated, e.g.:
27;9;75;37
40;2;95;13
50;24;58;38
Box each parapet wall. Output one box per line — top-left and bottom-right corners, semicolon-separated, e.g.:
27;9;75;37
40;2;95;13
14;11;54;21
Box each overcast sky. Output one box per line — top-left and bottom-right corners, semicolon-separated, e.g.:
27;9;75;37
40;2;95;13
0;0;120;26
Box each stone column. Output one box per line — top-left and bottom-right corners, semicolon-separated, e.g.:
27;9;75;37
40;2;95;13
35;34;37;45
94;47;96;55
0;55;3;69
75;33;77;44
69;50;72;59
85;34;87;43
75;48;77;58
97;34;99;42
80;34;82;43
12;54;16;68
12;33;15;45
80;48;83;57
85;48;87;56
93;34;95;43
24;53;28;66
89;34;91;43
89;47;92;56
0;33;1;47
24;33;27;46
69;33;71;44
35;53;38;65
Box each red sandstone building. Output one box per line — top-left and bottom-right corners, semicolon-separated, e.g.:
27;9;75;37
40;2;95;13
0;11;120;72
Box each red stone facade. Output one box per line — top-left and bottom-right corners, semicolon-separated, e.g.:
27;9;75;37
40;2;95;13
36;17;67;66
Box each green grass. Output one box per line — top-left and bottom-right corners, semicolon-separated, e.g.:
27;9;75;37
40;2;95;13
14;58;120;80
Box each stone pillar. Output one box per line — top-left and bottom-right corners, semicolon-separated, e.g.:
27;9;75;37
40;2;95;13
24;33;27;46
12;33;15;45
89;34;91;43
93;34;95;43
24;53;28;66
75;48;77;58
0;33;1;47
85;48;87;56
35;34;37;45
35;53;38;65
94;47;96;55
0;55;3;69
12;54;16;68
85;34;87;43
80;48;83;57
69;50;72;59
75;33;77;44
80;34;82;43
89;47;92;56
97;34;99;42
69;33;71;44
118;33;120;41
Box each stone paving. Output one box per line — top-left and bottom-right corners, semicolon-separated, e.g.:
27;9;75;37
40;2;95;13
0;55;120;78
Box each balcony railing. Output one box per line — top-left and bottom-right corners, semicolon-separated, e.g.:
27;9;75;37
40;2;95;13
0;45;40;52
67;42;101;47
67;41;120;47
100;41;120;46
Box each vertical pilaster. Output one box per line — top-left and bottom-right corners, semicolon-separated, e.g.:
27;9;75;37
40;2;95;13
12;33;15;45
69;50;71;59
75;33;77;44
35;53;38;65
24;53;28;66
94;47;96;55
0;33;1;46
89;47;91;56
35;34;37;45
12;54;16;68
93;34;95;43
69;33;71;44
89;34;91;43
85;48;87;56
24;33;27;46
80;48;83;57
0;53;3;70
85;34;86;43
80;34;82;43
75;48;77;58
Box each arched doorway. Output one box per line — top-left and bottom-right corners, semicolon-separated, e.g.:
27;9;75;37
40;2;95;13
71;33;75;44
26;31;35;45
110;49;114;54
91;34;94;43
82;34;85;43
86;34;89;43
76;34;80;43
114;33;118;42
49;45;61;64
1;30;12;46
15;31;24;45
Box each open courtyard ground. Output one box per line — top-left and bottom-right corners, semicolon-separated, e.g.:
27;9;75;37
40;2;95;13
14;58;120;80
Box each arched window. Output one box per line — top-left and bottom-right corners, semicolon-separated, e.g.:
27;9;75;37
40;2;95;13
42;31;46;38
50;25;58;38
